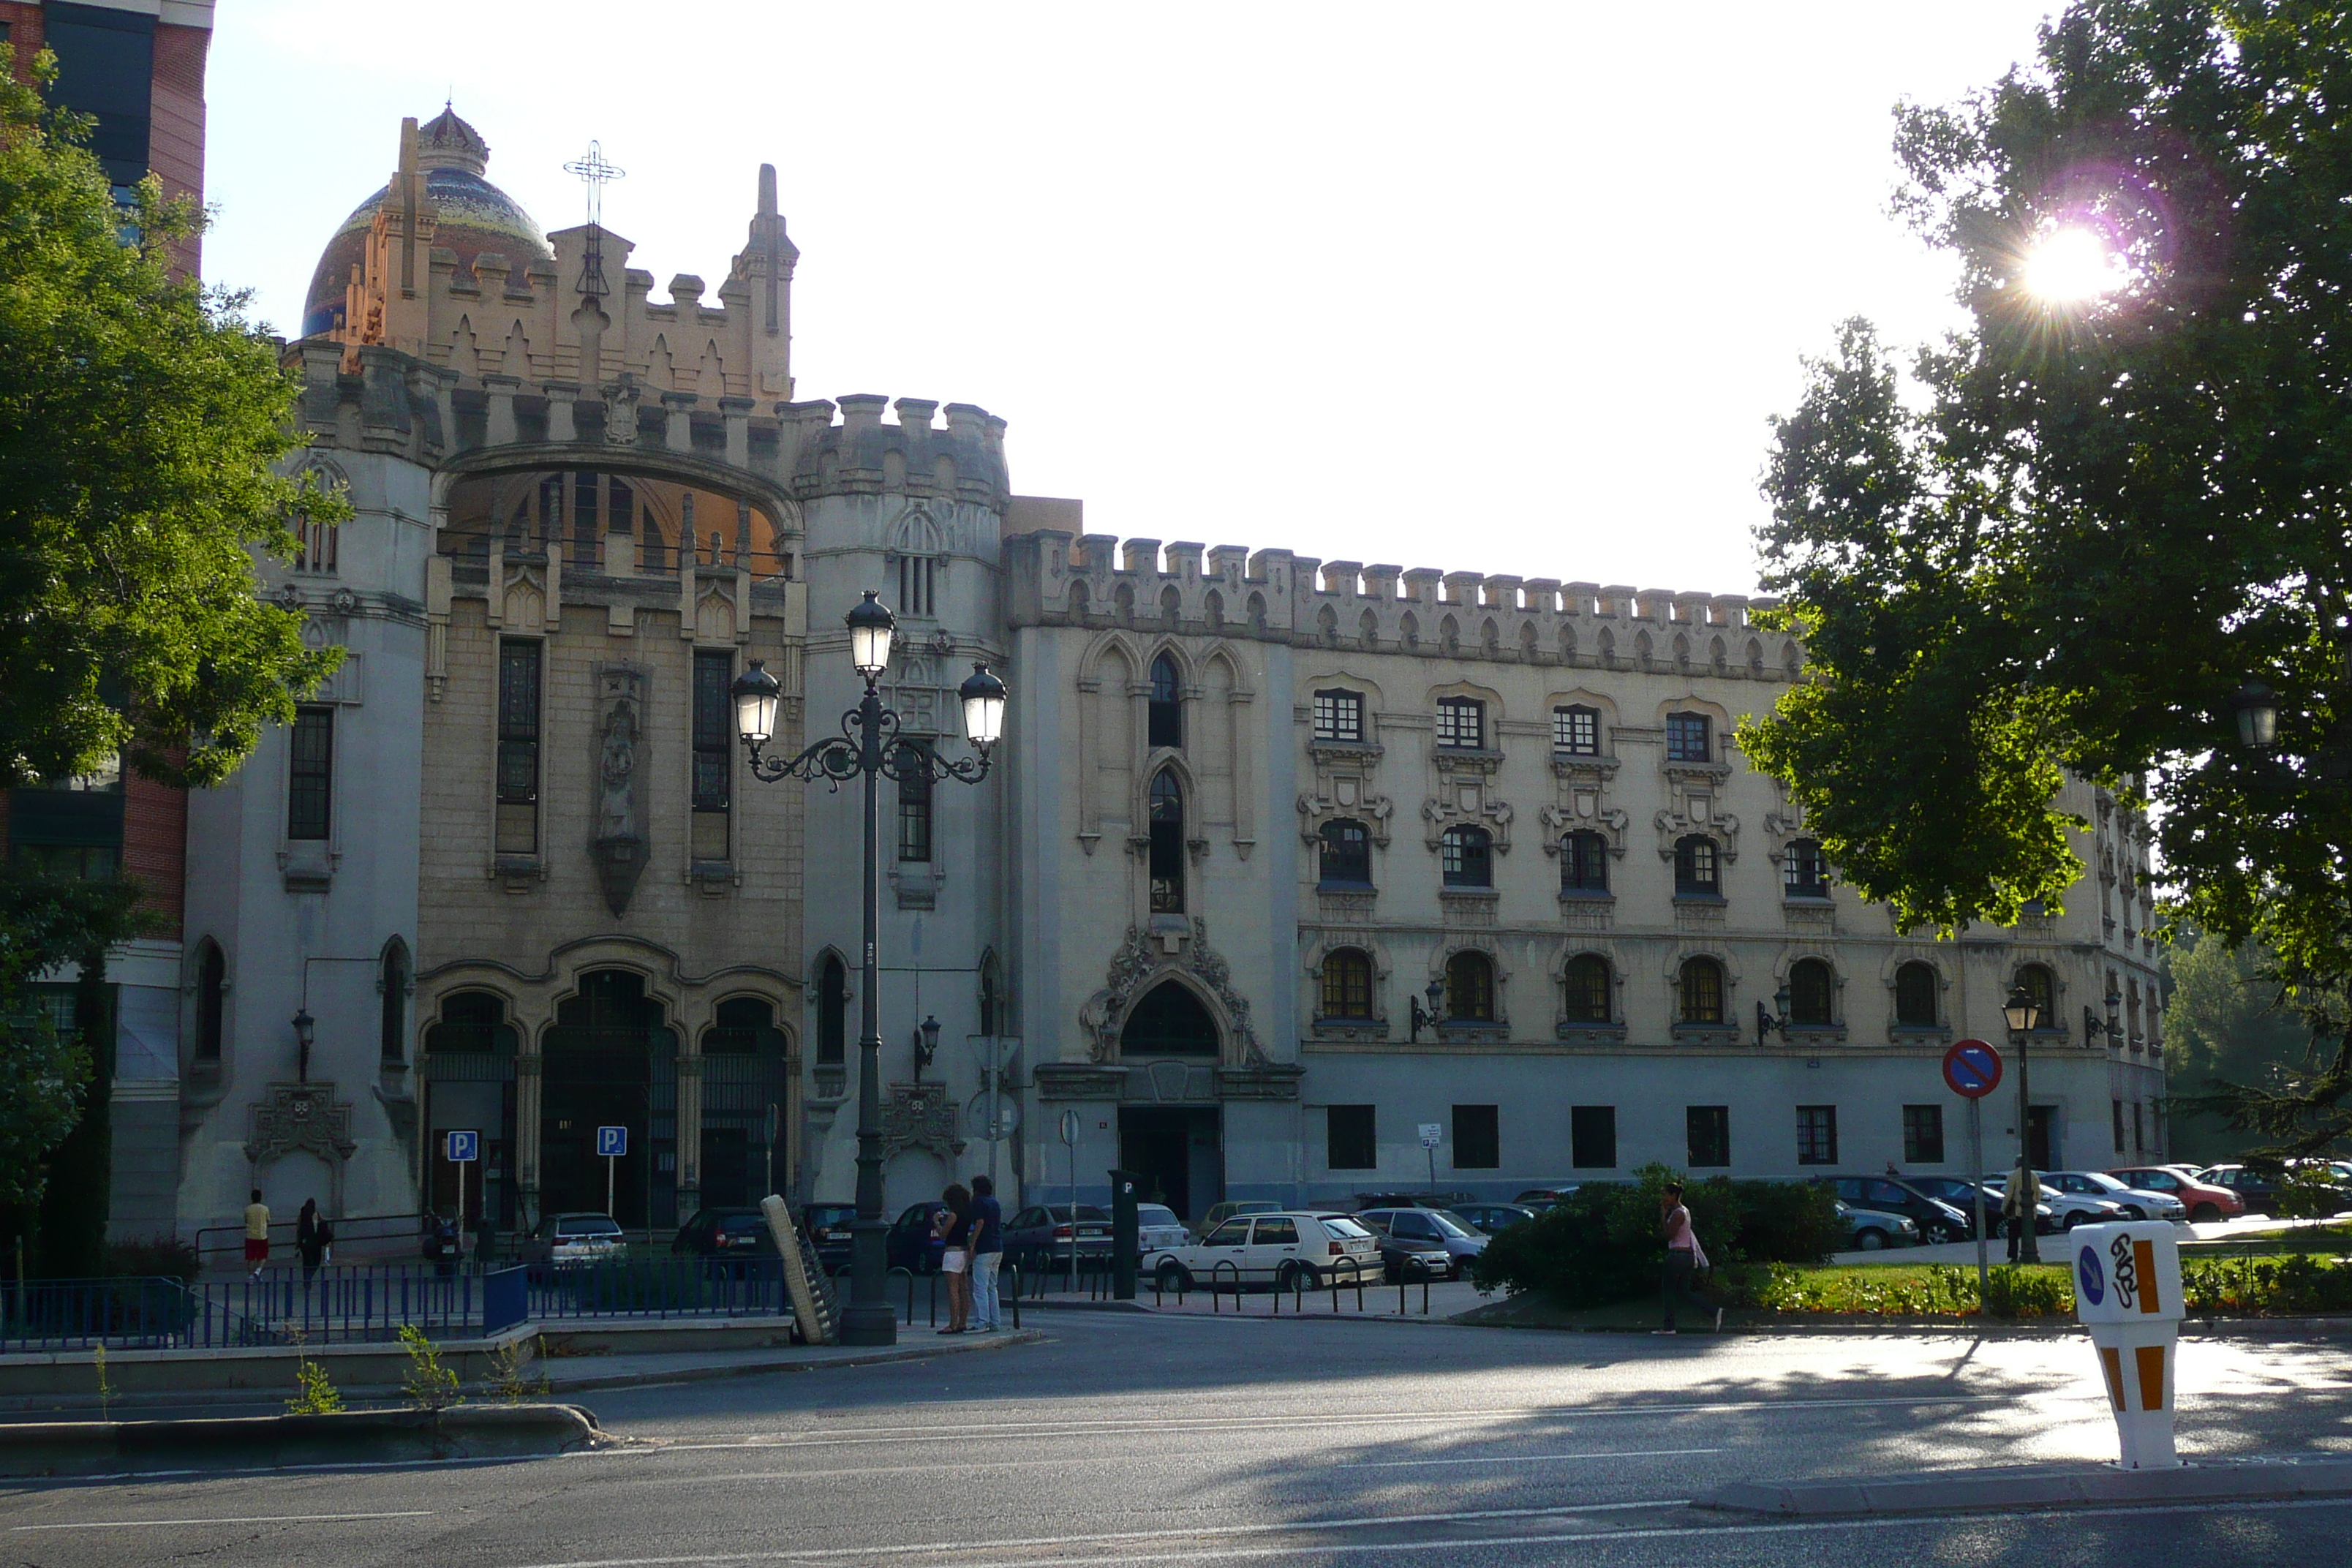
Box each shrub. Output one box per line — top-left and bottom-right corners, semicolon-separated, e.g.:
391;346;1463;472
399;1322;463;1411
2182;1254;2352;1315
1983;1264;2073;1318
103;1236;200;1284
1470;1165;1841;1306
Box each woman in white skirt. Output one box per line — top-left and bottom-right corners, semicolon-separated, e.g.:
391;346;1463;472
936;1183;973;1333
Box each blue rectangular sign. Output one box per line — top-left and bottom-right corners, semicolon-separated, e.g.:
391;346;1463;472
445;1129;479;1163
597;1125;628;1158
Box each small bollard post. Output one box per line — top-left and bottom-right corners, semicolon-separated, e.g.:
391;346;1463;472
2073;1221;2187;1469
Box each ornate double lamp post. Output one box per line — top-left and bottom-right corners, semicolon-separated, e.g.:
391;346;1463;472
731;590;1007;1346
2002;982;2045;1264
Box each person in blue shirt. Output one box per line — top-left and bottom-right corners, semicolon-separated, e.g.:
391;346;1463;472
968;1175;1004;1332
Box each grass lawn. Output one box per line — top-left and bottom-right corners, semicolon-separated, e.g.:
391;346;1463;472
1456;1261;2077;1330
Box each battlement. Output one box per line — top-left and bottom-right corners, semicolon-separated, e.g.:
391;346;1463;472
1003;532;1800;679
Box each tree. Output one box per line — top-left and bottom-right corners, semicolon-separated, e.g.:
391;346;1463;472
0;45;342;790
2161;930;2320;1162
1737;1;2352;1153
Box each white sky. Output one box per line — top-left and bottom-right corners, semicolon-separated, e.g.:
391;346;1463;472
202;1;2061;598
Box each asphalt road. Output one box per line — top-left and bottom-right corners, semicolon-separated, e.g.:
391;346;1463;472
4;1312;2350;1566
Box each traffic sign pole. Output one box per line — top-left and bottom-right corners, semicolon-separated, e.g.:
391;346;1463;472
1970;1097;1989;1297
1942;1040;2002;1299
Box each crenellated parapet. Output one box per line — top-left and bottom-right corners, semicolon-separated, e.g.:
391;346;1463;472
1003;532;1802;679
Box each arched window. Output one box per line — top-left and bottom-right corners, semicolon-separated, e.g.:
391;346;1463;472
2016;963;2057;1030
1674;835;1719;897
1120;981;1219;1057
1788;958;1834;1027
1319;819;1372;887
195;941;225;1060
704;997;777;1054
1784;838;1831;898
1441;825;1493;889
1561;832;1608;894
425;990;516;1056
816;954;848;1065
1678;957;1726;1025
1895;962;1940;1028
379;941;409;1064
1321;948;1374;1019
1149;768;1186;912
1148;653;1183;748
1564;954;1612;1024
1445;950;1496;1022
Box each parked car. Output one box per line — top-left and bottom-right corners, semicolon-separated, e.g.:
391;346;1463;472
1354;1207;1487;1278
1836;1200;1920;1251
2196;1163;2352;1217
1450;1202;1538;1235
535;1212;625;1262
1004;1204;1113;1271
2043;1170;2187;1223
802;1202;859;1272
886;1202;947;1274
1194;1200;1281;1240
671;1207;780;1257
1135;1203;1189;1256
1147;1210;1381;1292
2106;1166;2241;1223
1351;1191;1478;1212
1980;1174;2127;1230
1819;1177;1973;1243
1901;1175;2056;1235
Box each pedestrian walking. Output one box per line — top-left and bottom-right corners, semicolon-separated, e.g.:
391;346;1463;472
1654;1181;1721;1335
936;1183;973;1334
2004;1159;2038;1263
296;1199;326;1286
968;1175;1003;1331
244;1190;271;1278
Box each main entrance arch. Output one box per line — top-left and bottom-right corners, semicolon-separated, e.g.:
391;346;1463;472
1117;981;1224;1222
540;970;677;1226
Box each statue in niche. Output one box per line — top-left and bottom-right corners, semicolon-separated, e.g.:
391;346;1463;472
591;666;649;914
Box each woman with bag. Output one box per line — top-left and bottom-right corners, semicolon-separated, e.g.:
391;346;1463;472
1655;1180;1722;1335
296;1199;330;1286
935;1183;973;1334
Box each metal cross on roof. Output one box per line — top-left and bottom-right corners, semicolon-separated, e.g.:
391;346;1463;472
563;140;625;227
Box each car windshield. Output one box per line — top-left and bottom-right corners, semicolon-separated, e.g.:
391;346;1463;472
2074;1172;2127;1193
1322;1218;1373;1238
1422;1211;1475;1238
1137;1206;1180;1226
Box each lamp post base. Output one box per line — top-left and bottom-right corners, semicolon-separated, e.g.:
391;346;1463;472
837;1303;897;1346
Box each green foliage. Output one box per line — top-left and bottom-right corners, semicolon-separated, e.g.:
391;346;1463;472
2270;1164;2345;1221
0;45;343;791
2182;1253;2352;1315
1718;1262;1984;1316
92;1341;110;1421
397;1322;463;1411
102;1235;199;1284
488;1334;549;1403
1982;1264;2074;1319
287;1349;344;1415
1471;1166;1841;1307
1738;1;2352;1155
2163;931;2322;1161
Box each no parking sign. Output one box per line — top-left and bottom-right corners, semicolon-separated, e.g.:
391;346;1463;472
1942;1039;2003;1098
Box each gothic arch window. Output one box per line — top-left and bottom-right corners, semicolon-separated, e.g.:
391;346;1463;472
1319;818;1373;888
1441;825;1493;889
1564;953;1612;1024
379;939;410;1064
195;940;226;1061
1444;950;1496;1022
1894;962;1940;1028
1788;957;1835;1027
1678;957;1726;1025
1561;831;1608;894
1120;981;1219;1058
1148;653;1183;748
1320;948;1375;1019
1148;767;1186;913
816;953;848;1065
1673;834;1720;897
893;509;943;617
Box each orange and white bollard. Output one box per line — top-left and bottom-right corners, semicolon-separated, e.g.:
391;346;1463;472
2070;1221;2187;1469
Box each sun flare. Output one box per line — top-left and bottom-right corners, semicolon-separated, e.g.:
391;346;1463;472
2021;227;2125;304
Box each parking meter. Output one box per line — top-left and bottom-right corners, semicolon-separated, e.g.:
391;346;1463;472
2070;1221;2187;1469
1109;1169;1140;1300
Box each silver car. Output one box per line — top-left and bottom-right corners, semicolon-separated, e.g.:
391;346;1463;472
2044;1169;2187;1223
1354;1207;1487;1278
1982;1174;2126;1230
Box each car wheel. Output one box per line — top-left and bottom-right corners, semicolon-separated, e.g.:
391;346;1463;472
1856;1228;1888;1251
2059;1212;2081;1231
1156;1260;1191;1293
2120;1206;2145;1221
2190;1202;2220;1223
1275;1262;1305;1293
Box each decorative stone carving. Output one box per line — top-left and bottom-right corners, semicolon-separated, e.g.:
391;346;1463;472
591;664;649;915
1077;919;1267;1066
244;1082;357;1171
881;1081;963;1160
1422;788;1512;854
1539;754;1629;859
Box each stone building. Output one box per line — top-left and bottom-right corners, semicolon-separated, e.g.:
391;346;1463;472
167;108;2168;1243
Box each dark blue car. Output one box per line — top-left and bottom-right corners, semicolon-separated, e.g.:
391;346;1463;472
886;1202;947;1275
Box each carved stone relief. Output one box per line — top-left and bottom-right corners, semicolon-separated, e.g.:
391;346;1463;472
881;1081;964;1160
1539;755;1628;858
1076;919;1267;1066
591;664;649;914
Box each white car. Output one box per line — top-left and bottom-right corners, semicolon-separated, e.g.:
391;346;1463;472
1982;1175;2127;1230
1136;1203;1189;1256
1146;1210;1379;1292
2043;1170;2187;1223
538;1211;625;1262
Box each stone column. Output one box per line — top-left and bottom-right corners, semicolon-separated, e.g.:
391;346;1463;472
514;1044;544;1232
674;1049;704;1217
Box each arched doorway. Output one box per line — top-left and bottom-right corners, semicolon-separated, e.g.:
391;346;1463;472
699;998;788;1207
1116;981;1223;1223
541;970;677;1227
421;992;519;1229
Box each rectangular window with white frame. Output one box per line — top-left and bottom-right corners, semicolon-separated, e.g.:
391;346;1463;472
1313;689;1364;742
1435;697;1485;750
1552;704;1599;755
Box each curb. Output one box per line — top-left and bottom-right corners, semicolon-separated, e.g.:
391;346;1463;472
1004;1297;1156;1314
0;1403;605;1480
541;1327;1046;1392
1698;1457;2352;1518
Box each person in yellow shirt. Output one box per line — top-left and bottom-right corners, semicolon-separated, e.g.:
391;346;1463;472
244;1189;271;1278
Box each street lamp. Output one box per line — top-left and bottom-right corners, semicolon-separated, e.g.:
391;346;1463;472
2084;985;2124;1045
1409;976;1446;1041
731;591;1006;1347
291;1006;315;1083
915;1014;941;1079
1756;984;1794;1045
2003;982;2043;1264
2229;679;2279;750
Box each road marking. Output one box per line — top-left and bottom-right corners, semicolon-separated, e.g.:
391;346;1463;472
12;1511;437;1532
502;1496;2352;1568
1334;1446;1722;1469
